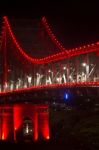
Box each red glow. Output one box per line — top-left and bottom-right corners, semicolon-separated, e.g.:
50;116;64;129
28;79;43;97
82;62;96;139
33;111;38;141
1;106;13;140
3;16;99;65
13;104;49;141
38;111;50;140
0;104;49;141
2;117;8;140
13;105;23;142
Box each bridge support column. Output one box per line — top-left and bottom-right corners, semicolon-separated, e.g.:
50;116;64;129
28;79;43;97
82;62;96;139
0;106;13;141
38;106;50;140
0;107;2;140
33;108;38;141
13;105;23;142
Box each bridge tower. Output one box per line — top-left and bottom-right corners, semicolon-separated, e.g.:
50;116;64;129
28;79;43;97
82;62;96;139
0;16;50;142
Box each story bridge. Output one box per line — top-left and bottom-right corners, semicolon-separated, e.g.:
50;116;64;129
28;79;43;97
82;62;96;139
0;16;99;141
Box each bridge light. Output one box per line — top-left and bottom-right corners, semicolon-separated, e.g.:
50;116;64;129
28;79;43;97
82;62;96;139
82;63;86;67
4;82;8;91
56;78;60;82
27;75;32;84
69;75;72;79
48;69;51;73
97;42;99;45
0;85;1;92
8;69;11;72
63;66;66;70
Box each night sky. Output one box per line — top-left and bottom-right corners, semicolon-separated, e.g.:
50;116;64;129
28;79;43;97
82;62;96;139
0;0;99;49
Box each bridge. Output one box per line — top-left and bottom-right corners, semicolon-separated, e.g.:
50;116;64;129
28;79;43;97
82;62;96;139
0;16;99;142
0;16;99;95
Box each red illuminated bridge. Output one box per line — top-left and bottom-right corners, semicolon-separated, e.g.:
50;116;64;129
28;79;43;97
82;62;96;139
0;16;99;142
